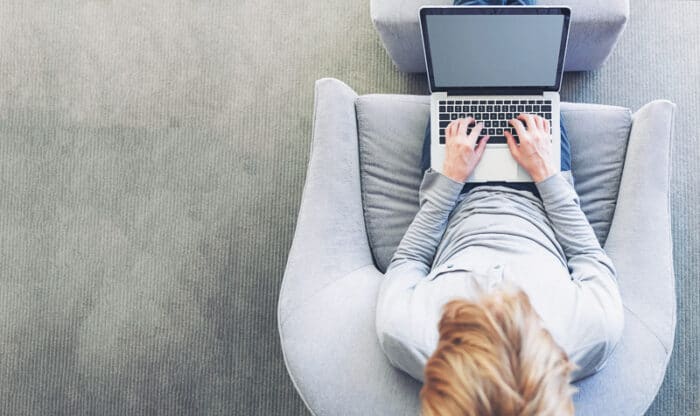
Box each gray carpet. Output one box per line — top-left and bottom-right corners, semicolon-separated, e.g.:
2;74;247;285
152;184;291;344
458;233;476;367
0;0;696;415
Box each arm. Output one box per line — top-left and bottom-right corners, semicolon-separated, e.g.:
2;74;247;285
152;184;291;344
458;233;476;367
376;117;490;379
535;173;624;329
536;172;624;378
386;116;490;276
506;114;624;377
387;168;465;274
386;117;489;276
506;114;621;286
536;173;618;284
377;167;467;338
375;167;465;380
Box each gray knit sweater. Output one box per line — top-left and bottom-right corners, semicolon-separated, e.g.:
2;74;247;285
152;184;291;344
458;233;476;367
375;167;624;382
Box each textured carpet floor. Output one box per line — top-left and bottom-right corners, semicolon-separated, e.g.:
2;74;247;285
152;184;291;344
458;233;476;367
0;0;696;415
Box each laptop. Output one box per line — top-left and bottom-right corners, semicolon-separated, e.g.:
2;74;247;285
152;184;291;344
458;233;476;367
419;6;571;182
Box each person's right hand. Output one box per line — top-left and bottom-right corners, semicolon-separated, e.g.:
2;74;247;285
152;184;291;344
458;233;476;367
504;114;558;183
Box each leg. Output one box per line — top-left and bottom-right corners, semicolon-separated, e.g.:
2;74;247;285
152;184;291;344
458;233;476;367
560;113;572;172
420;121;431;177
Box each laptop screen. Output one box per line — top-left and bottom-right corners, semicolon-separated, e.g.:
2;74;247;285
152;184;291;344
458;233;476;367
420;7;570;93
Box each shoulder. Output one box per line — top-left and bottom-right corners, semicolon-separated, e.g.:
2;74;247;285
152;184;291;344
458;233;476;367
375;269;446;382
375;294;436;383
568;299;625;381
376;328;430;382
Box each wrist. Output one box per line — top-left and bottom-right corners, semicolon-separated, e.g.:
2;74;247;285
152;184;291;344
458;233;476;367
530;164;557;183
441;168;467;184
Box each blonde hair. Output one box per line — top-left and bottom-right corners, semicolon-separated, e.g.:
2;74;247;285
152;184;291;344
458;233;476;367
420;286;577;416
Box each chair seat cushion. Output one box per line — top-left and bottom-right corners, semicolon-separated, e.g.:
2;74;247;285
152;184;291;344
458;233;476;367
355;94;632;272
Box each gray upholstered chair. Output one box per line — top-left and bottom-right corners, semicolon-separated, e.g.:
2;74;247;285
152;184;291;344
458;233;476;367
278;78;676;415
371;0;630;73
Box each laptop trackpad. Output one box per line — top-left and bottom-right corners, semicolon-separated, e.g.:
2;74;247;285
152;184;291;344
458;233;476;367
471;148;517;181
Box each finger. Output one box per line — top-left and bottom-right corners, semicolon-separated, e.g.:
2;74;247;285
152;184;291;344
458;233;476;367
509;118;527;138
469;122;484;146
535;116;545;131
452;119;461;137
475;134;491;157
457;117;470;136
518;113;537;132
504;130;520;157
465;116;476;128
447;120;457;137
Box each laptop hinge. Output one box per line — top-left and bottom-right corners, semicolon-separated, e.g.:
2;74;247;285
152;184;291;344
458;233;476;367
445;87;549;96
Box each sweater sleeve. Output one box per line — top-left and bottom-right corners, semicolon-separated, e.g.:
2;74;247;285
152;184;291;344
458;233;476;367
535;172;617;284
375;167;464;380
535;172;625;377
387;167;466;275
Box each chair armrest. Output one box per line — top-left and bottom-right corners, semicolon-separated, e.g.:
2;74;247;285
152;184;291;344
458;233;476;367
603;100;677;351
278;78;376;322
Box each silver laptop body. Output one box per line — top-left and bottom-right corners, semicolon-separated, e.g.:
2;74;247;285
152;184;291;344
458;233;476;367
419;6;571;182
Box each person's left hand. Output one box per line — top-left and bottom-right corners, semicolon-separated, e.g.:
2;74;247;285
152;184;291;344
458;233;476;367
442;117;491;183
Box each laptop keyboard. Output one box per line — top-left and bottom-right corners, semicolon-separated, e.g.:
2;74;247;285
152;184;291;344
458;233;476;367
438;99;553;145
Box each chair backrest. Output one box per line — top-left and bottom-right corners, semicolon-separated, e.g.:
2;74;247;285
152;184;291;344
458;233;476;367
356;94;632;272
